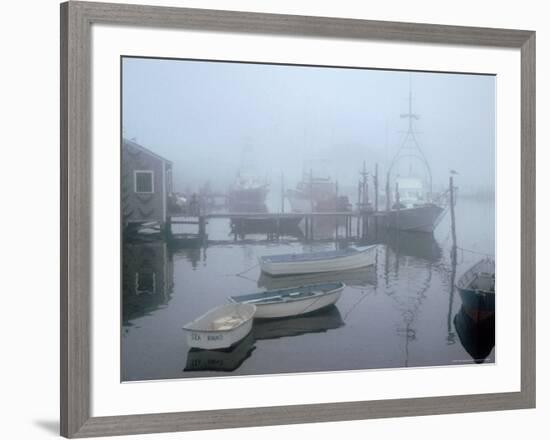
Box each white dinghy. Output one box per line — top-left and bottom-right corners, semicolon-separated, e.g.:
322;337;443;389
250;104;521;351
229;282;345;319
182;303;256;350
259;245;376;276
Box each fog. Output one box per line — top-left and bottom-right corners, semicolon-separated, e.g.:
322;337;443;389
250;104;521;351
122;57;495;197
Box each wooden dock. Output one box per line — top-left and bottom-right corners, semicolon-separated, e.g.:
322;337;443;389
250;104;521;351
166;210;378;244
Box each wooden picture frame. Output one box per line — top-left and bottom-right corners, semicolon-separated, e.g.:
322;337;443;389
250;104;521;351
60;1;535;437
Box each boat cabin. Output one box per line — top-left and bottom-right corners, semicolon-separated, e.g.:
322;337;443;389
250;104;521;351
394;177;426;208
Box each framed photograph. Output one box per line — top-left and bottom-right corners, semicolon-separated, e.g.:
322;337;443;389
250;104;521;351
61;1;535;437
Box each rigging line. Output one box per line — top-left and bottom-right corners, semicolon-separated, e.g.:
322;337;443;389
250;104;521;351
235;273;258;283
344;288;371;320
346;285;371;291
300;294;328;315
457;246;494;257
234;262;260;277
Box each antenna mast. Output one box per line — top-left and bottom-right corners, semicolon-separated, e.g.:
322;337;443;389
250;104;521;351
387;74;433;197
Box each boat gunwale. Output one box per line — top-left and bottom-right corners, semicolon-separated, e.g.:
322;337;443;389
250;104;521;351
228;283;345;307
182;304;256;333
459;287;495;297
456;258;495;294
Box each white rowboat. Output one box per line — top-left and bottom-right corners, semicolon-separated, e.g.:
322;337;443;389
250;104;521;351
182;303;256;350
259;245;376;276
228;282;344;319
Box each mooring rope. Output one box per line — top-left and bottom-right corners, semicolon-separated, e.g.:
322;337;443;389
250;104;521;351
235;273;257;283
235;262;260;276
228;262;261;283
456;246;494;258
343;288;370;320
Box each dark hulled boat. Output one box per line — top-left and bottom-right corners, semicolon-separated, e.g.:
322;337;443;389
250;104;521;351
456;257;495;322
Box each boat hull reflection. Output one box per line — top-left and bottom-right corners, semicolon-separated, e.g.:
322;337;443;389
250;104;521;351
258;266;376;290
184;306;344;372
253;305;344;340
370;229;442;262
454;306;495;364
184;333;256;372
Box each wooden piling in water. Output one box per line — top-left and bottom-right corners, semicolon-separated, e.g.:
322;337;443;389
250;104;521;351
361;213;367;239
385;172;391;211
280;172;285;214
198;215;206;239
374;163;379;212
449;176;457;253
163;217;172;241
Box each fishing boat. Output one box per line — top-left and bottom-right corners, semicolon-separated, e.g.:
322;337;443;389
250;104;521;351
228;282;344;319
381;79;448;233
227;172;269;212
182;303;256;350
258;245;376;276
381;199;445;233
456;257;495;317
286;165;350;213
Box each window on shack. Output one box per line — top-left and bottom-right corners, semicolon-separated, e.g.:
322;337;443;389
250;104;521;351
135;170;154;193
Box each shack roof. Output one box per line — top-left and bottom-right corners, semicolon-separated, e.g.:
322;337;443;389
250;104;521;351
123;138;173;165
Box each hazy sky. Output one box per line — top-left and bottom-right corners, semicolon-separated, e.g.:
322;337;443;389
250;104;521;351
122;57;495;195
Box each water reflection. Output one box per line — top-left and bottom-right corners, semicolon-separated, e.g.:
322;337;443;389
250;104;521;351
454;306;495;363
184;306;344;372
230;217;303;240
373;229;442;262
253;305;344;340
453;272;495;363
122;200;496;380
185;333;256;372
122;241;174;327
380;231;441;367
302;216;346;241
172;246;203;269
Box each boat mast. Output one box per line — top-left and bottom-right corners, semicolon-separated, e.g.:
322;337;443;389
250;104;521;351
386;74;434;199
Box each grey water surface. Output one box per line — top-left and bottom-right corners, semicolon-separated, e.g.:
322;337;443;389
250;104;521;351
121;198;495;381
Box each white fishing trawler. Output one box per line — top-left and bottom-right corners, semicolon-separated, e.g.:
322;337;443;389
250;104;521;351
382;78;448;233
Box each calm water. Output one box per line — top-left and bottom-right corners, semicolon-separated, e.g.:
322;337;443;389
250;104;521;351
121;198;495;381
